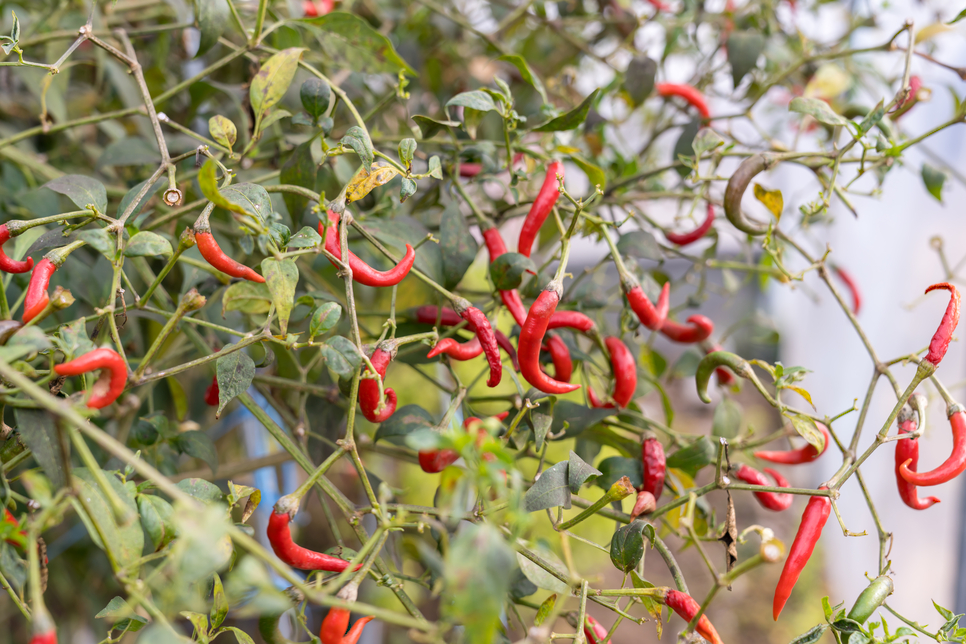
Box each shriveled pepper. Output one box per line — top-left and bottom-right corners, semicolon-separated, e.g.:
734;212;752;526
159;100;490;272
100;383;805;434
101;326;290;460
846;575;894;625
359;343;397;423
0;223;33;274
520;285;581;394
894;403;939;509
755;422;830;465
320;585;374;644
898;401;966;487
724;153;778;236
660;314;714;344
655;83;711;119
320;210;415;288
588;336;637;408
665;203;716;246
773;489;831;620
921;282;960;368
544;335;573;383
268;496;356;572
832;265;862;315
662;589;723;644
642;437;666;502
418;411;510;473
518;161;564;258
629;490;656;520
54;347;128;409
733;464;792;511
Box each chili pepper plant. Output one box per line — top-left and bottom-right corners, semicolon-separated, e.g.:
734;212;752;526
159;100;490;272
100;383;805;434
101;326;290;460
0;1;963;643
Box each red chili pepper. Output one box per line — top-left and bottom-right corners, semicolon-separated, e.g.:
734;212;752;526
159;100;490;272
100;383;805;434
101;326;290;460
664;589;723;644
0;224;33;274
773;489;831;620
459;152;524;178
205;376;220;406
320;607;373;644
546;310;596;333
894;76;922;118
895;409;940;510
832;266;862;315
899;403;966;486
23;258;59;323
645;0;673;11
755;423;831;465
267;505;356;572
2;508;26;549
494;330;520;371
660;315;714;344
359;345;397;423
302;0;333;17
733;464;792;511
428;336;482;361
665;203;715;246
29;631;56;644
655;83;711;119
544;335;573;383
625;282;670;331
320;211;415;288
922;282;960;367
195;231;265;283
458;304;502;387
583;615;611;644
415;305;518;370
419;412;510;473
520;288;581;394
588;337;637;408
629;490;656;520
641;437;666;502
53;348;127;409
518;161;564;258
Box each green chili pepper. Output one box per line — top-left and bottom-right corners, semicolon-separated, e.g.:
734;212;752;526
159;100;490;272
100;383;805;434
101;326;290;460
846;575;894;624
695;351;754;403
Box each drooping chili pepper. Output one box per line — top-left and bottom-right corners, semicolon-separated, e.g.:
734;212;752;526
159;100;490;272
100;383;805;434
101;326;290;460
414;305;518;369
846;575;894;625
518;160;564;258
663;589;723;644
588;336;637;408
641;437;666;502
661;314;714;344
204;376;220;406
702;343;734;385
733;464;792;511
695;350;756;404
755;422;831;465
922;282;960;368
457;303;502;387
0;224;33;274
832;266;862;315
665;203;716;246
583;614;611;644
655;83;711;119
494;330;520;371
418;411;510;473
359;345;397;423
520;286;581;394
53;348;128;409
320;211;415;288
302;0;333;17
267;500;356;572
320;585;374;644
894;406;939;509
724;153;778;236
629;490;656;520
23;258;59;323
544;334;573;383
624;281;670;332
899;402;966;486
195;231;265;283
773;489;831;620
547;310;596;333
428;336;482;361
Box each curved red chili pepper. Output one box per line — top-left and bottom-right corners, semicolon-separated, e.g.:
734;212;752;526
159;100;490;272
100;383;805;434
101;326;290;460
583;615;610;644
321;607;373;644
733;464;792;511
664;589;723;644
419;412;510;473
660;315;714;344
773;489;831;620
922;282;960;367
625;283;670;331
899;404;966;486
494;330;520;371
520;288;581;394
459;305;502;387
320;211;415;288
895;415;940;510
755;422;831;464
0;224;33;274
588;337;637;408
832;266;862;315
53;348;128;409
428;336;482;361
544;334;573;383
655;83;711;119
359;346;396;423
642;437;666;502
546;310;596;333
665;204;715;246
205;376;220;406
415;306;518;369
23;258;58;323
195;232;265;283
518;161;564;258
267;506;356;572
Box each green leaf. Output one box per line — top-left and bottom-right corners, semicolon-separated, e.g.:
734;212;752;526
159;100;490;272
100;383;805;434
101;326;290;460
221;183;273;225
224;627;255;644
549;401;613;439
300;78;331;120
949;7;966;24
624;56;657;106
261;258;298;335
14;409;65;489
44;174;107;213
597;456;642;489
210;574;228;629
287;226;322;249
727;31;765;88
320;336;362;379
341;125;374;171
76;229;115;260
399;177;417;202
673;118;701;175
413;115;461;140
692;128;725;156
176;478;227;504
533;595;557;626
376;404;435;445
208;115;237;153
198;161;268;222
516;547;570;594
137;494;177;551
922;163;946;202
428;155;443;179
788;624;829;644
222;281;273;315
309;302;342;338
617;230;662;261
250;47;305;120
447;90;498;113
567;450;601;492
786;413;825;452
533;88;600;132
174;431;219;475
568;154;606;191
529;396;555;451
666;436;716;477
712;398;742;439
610;520;646;573
398;138;417;170
72;468;143;568
523;460;571;512
444;525;515;644
299;12;415;75
439;202;479;289
498;54;548;103
124;231;172;257
280;141;318;217
216;349;256;416
789;97;849;127
195;0;229;57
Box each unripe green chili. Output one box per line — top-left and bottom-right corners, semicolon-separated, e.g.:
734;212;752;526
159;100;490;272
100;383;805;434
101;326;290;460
846;575;894;624
724;153;778;235
695;351;755;403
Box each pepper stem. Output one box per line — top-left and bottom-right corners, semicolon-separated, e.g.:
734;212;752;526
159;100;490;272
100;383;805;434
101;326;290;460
556;477;635;531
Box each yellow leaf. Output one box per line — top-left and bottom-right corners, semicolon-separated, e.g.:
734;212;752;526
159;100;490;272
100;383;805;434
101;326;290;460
345;162;401;203
804;64;850;100
915;23;952;44
753;183;783;219
787;385;815;409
